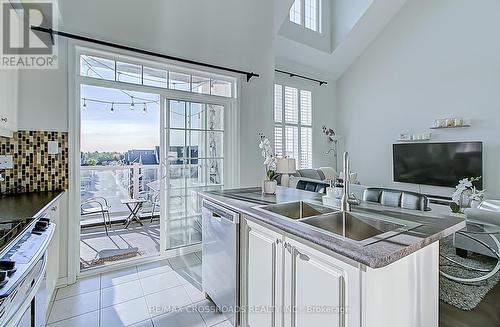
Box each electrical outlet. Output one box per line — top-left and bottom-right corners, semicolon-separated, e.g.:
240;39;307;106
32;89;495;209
48;141;59;155
0;155;13;169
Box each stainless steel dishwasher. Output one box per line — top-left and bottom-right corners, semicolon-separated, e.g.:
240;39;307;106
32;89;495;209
202;200;240;326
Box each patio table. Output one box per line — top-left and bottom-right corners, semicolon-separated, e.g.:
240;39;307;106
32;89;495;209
121;198;146;228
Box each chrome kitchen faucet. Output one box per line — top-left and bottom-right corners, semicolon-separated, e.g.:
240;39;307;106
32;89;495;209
340;152;361;212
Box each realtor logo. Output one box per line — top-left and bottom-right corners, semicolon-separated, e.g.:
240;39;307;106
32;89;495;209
1;0;58;69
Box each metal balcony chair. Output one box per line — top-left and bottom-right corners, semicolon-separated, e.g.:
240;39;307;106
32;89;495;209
138;181;161;223
140;180;184;223
81;197;112;235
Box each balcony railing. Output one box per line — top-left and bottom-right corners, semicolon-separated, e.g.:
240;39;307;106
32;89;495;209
80;163;212;225
80;164;160;222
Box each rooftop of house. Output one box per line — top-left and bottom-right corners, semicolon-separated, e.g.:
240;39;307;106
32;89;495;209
122;147;160;165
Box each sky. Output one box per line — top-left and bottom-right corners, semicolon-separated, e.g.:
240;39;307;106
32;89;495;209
81;85;161;153
81;85;194;153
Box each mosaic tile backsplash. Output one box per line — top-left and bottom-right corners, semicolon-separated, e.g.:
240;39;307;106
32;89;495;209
0;131;68;194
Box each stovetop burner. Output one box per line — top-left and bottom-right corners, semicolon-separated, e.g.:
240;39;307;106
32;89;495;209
0;218;34;253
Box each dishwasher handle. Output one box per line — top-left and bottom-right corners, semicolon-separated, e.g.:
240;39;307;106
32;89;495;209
202;200;240;224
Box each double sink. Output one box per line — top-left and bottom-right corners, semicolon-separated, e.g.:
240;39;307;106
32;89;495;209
254;201;421;246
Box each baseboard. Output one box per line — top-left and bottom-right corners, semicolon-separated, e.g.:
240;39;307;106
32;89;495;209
56;276;68;288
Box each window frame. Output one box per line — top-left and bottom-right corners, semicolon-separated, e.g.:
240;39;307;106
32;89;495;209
79;52;237;99
274;83;313;169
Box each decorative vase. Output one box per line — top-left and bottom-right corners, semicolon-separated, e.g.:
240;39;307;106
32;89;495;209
262;180;277;195
458;189;473;212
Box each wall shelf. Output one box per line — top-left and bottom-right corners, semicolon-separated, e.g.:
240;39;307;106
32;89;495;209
397;139;431;142
430;124;471;130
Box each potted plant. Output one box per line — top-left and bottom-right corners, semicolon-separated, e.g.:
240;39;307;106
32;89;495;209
450;176;482;213
259;133;278;194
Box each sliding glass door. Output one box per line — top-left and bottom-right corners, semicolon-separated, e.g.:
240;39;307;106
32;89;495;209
72;47;238;277
163;99;225;249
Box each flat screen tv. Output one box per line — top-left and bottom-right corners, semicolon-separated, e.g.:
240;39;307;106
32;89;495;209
393;142;483;189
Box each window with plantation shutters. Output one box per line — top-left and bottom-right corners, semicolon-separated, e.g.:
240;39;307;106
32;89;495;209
284;86;298;124
274;84;283;123
289;0;320;33
289;0;301;25
274;84;313;169
274;126;283;158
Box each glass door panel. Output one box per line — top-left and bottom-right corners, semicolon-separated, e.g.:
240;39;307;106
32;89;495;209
164;100;224;249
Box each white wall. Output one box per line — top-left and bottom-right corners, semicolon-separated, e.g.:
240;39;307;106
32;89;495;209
17;38;69;132
332;0;372;48
18;0;275;187
337;0;500;197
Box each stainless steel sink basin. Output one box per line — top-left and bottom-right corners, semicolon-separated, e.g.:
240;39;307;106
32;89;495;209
254;201;421;246
257;201;335;220
301;211;406;242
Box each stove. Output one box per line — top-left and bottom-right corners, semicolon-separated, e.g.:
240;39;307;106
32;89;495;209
0;218;35;253
0;211;54;326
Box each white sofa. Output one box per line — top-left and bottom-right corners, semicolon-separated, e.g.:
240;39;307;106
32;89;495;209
280;167;337;187
455;200;500;258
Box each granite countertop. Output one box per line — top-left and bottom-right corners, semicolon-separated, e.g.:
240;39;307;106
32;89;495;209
0;191;65;220
199;187;466;268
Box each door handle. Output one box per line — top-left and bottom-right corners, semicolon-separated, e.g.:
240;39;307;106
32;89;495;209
160;161;168;180
212;213;222;222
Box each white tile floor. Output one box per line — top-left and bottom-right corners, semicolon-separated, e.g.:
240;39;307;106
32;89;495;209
47;252;231;327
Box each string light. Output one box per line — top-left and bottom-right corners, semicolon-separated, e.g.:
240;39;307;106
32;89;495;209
80;96;160;115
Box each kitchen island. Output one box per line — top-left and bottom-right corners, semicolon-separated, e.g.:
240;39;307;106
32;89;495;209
199;187;465;327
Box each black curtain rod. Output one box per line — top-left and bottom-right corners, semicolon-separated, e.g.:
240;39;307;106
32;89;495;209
275;69;327;86
31;26;260;82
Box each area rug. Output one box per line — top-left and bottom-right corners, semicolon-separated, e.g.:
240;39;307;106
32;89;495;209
80;247;143;269
439;236;500;310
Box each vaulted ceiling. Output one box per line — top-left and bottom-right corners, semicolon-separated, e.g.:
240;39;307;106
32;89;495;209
274;0;409;80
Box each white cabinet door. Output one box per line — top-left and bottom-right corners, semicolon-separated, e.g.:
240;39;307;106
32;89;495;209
284;237;359;327
46;201;61;305
242;218;284;327
0;12;19;137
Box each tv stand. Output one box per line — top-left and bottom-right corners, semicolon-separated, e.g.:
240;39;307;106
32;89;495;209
426;194;452;206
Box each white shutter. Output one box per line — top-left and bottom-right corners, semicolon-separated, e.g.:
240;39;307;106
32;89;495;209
300;127;312;169
285;126;299;161
274;84;283;123
304;0;318;31
274;126;283;158
300;90;312;126
289;0;301;24
284;86;298;124
275;83;313;168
